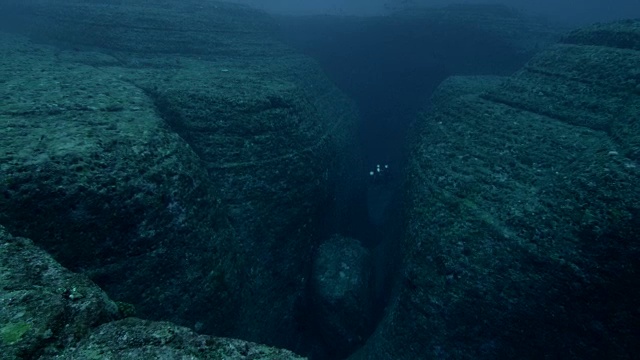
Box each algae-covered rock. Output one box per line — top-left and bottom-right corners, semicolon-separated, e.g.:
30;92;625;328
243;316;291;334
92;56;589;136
354;20;640;359
0;225;119;359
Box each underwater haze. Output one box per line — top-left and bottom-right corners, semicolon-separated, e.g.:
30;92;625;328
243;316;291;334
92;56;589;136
1;1;639;359
233;0;640;23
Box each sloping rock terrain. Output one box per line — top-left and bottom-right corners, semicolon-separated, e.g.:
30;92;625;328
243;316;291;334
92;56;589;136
0;0;359;351
0;31;240;336
353;20;640;359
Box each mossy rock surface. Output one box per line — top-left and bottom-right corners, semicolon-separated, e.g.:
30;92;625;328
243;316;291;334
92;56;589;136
0;322;31;345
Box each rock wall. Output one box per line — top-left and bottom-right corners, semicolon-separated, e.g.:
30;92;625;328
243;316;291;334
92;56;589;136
354;20;640;359
0;0;360;351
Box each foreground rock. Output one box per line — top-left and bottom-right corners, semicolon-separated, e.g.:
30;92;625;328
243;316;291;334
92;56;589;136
40;318;305;360
0;0;359;351
1;226;305;359
354;20;640;359
0;226;119;359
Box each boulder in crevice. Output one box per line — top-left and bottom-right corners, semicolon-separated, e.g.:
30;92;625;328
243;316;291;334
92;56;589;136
309;235;374;359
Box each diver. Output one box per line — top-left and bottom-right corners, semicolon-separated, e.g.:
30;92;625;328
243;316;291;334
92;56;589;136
368;163;391;186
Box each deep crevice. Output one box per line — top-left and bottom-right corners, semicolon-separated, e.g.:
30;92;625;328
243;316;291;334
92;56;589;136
276;13;538;359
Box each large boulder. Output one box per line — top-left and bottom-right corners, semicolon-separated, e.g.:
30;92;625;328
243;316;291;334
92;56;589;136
0;0;360;351
353;20;640;359
0;226;306;359
0;225;119;359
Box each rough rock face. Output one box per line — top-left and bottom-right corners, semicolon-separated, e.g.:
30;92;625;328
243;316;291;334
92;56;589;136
310;235;373;359
0;32;237;334
353;21;640;359
0;0;359;351
0;225;119;359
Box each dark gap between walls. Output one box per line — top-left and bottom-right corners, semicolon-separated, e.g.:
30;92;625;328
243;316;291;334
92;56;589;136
275;13;534;360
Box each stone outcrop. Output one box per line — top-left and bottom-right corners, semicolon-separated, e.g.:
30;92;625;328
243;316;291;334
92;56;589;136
0;225;119;359
1;226;305;359
0;30;239;335
353;20;640;359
